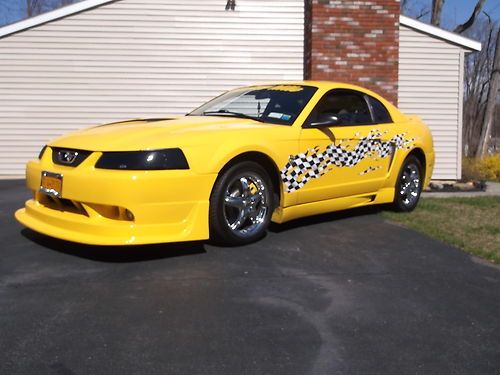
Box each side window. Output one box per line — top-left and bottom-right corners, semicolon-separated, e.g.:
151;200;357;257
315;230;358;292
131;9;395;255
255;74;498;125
311;90;372;126
368;96;392;124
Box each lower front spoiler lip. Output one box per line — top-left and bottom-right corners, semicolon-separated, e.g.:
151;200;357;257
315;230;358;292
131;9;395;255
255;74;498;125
15;199;210;246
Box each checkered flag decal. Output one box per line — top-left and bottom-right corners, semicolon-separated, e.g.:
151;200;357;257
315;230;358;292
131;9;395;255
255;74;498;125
281;130;415;192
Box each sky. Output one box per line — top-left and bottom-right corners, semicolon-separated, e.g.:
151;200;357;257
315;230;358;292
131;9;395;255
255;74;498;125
0;0;79;26
404;0;500;27
449;0;500;20
440;0;500;26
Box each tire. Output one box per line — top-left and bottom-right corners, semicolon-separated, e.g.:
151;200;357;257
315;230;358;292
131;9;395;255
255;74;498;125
392;155;423;212
209;161;274;246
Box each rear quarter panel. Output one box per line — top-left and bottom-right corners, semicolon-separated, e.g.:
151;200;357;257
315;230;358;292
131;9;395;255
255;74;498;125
382;115;434;190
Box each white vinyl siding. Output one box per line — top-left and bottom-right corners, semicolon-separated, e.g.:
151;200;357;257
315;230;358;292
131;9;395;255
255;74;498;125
0;0;304;176
398;24;465;180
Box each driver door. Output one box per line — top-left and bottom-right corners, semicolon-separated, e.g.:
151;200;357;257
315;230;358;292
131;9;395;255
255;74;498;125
291;89;395;205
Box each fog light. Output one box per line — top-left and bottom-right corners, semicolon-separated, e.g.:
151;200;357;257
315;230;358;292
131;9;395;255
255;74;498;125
125;209;135;221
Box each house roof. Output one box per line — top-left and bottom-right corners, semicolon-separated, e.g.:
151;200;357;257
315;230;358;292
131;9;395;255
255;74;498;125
0;0;115;38
0;0;483;52
400;15;481;52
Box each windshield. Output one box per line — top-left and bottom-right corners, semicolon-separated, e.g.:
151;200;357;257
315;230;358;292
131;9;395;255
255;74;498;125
189;85;318;125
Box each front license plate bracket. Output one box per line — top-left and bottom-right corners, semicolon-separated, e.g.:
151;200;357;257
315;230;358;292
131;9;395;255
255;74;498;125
40;171;63;197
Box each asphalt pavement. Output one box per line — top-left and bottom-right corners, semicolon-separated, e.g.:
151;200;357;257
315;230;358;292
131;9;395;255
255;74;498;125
1;180;499;375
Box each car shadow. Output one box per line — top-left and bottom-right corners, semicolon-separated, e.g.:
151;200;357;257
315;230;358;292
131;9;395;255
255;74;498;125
20;205;387;261
269;204;386;233
21;228;207;263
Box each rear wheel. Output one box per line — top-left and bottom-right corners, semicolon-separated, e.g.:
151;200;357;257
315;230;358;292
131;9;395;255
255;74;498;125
393;155;423;212
209;161;274;245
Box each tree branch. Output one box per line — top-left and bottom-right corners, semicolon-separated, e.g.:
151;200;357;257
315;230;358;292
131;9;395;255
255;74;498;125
417;10;430;20
454;0;486;34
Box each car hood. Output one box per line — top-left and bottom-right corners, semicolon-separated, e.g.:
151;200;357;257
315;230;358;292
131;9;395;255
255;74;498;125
48;116;279;151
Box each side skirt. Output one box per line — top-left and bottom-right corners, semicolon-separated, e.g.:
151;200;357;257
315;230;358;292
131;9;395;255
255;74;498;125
271;187;395;224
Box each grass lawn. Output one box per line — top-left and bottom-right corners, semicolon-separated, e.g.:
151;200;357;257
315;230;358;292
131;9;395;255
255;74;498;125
382;197;500;264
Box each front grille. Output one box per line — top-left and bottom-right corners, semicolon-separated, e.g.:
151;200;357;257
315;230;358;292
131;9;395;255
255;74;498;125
37;193;134;221
38;193;89;217
51;147;92;167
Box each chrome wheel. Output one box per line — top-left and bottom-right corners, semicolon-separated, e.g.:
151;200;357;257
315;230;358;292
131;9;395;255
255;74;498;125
398;163;421;207
223;174;269;238
210;161;274;245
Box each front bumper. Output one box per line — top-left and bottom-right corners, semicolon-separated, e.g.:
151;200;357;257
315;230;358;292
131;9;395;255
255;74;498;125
15;149;217;245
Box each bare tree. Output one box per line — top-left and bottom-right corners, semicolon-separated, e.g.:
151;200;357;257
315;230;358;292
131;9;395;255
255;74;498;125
402;0;430;20
404;1;498;158
405;0;488;31
26;0;42;17
454;0;486;34
462;8;499;158
476;28;500;157
463;17;498;157
430;0;444;26
27;0;75;18
0;0;77;26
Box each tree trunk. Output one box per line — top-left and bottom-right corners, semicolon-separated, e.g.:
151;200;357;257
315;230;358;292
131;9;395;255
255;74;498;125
27;0;34;17
26;0;41;17
476;28;500;158
431;0;445;26
454;0;486;34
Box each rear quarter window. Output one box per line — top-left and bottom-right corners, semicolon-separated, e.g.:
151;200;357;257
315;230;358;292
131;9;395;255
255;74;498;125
368;96;392;124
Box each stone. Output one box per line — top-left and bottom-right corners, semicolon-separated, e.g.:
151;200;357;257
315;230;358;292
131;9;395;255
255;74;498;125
454;182;475;191
429;182;444;190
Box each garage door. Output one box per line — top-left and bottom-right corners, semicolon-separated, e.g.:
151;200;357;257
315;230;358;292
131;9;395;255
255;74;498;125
0;0;305;176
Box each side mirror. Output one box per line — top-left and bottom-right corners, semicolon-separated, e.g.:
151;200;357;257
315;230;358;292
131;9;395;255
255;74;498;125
307;114;340;128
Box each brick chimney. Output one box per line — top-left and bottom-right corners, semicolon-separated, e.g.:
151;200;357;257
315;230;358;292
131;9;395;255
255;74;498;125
305;0;400;104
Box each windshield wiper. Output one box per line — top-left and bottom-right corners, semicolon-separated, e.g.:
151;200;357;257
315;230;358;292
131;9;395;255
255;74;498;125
202;110;264;122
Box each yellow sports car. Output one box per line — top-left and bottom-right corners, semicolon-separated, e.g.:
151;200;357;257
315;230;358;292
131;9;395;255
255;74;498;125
16;81;434;246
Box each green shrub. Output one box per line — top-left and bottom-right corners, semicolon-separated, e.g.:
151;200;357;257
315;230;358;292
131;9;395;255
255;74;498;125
462;154;500;182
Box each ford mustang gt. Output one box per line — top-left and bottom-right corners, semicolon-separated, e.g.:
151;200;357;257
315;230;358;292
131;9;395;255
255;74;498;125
15;81;434;246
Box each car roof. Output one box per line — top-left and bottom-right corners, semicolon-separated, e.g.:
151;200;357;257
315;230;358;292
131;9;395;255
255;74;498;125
246;81;383;97
245;80;406;122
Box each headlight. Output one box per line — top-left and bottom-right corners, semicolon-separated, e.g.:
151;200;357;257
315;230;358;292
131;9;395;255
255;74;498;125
95;148;189;170
38;145;47;159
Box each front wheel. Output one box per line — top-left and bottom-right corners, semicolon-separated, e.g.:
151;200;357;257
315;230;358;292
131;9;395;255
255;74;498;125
392;155;423;212
209;162;274;245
